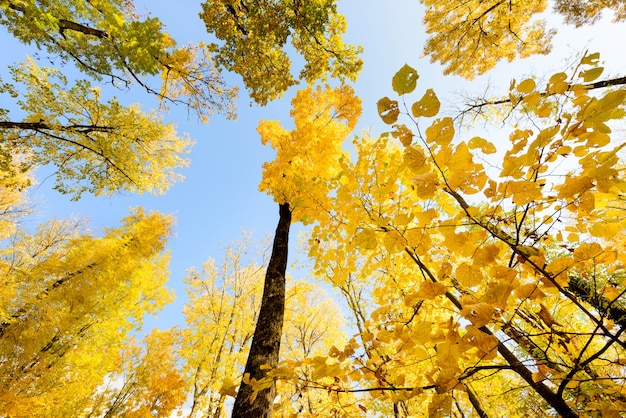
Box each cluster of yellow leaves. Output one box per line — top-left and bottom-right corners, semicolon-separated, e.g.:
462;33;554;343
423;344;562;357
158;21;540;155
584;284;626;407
421;0;553;78
88;329;187;418
179;236;266;417
0;208;174;417
176;235;350;418
420;0;626;78
199;0;362;105
553;0;626;26
258;84;361;224
0;157;32;239
297;54;626;416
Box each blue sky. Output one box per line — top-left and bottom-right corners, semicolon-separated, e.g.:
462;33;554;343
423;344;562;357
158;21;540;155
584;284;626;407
3;1;626;332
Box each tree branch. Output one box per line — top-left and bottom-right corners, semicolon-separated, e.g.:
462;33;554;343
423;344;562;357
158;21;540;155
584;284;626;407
459;76;626;116
58;19;109;39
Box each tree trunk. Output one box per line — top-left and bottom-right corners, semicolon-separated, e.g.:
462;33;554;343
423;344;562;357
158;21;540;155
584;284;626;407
232;203;291;418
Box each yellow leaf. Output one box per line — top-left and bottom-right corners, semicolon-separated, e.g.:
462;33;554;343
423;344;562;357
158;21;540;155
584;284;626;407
412;88;440;117
382;230;406;254
377;97;400;124
425;117;454;147
522;92;541;106
601;285;621;301
415;281;447;299
546;257;575;286
514;283;545;300
460;301;494;327
219;377;238;398
581;52;601;66
573;242;603;261
537;304;562;328
535;104;553;118
410;172;439;198
354;227;378;251
455;263;484;287
548;72;569;94
505;180;543;206
557;176;594;199
391;124;414;146
580;67;604;82
404;146;426;172
589;222;620;238
467;136;496;154
392;64;419;95
516;78;536;94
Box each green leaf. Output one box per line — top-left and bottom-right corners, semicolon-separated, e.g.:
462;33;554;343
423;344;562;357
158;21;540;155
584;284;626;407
377;97;400;124
392;64;418;95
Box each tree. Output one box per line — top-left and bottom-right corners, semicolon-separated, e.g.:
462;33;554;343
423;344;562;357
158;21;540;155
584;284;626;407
0;208;174;417
170;234;348;418
199;0;363;105
87;328;187;418
420;0;626;78
1;58;194;198
290;53;626;416
180;236;267;418
0;0;236;118
0;1;361;199
0;0;238;198
232;85;361;416
276;280;350;416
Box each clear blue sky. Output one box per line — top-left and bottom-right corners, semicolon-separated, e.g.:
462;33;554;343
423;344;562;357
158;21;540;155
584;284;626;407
3;1;625;332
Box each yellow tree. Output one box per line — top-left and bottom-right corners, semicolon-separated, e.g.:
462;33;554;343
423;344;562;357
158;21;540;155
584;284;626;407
232;85;361;417
299;54;626;416
275;280;351;416
0;0;242;199
179;236;267;418
0;208;174;417
420;0;626;78
176;235;349;418
0;0;236;119
0;156;32;239
199;0;362;105
1;58;194;198
87;328;187;418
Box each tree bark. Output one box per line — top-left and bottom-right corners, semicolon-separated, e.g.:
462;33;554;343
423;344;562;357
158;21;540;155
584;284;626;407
232;203;291;418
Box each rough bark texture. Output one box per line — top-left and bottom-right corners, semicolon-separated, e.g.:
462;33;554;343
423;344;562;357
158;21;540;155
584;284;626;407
232;203;291;418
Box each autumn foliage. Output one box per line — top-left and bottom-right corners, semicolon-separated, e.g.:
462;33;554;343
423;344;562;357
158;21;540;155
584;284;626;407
1;1;626;417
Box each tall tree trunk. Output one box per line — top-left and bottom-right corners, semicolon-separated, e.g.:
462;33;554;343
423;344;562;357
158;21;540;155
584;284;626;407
232;203;291;417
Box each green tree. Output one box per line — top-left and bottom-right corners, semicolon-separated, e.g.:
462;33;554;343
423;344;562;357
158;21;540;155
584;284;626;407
0;0;244;198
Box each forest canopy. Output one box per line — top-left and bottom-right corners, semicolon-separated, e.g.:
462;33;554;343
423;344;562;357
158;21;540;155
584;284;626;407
1;0;625;417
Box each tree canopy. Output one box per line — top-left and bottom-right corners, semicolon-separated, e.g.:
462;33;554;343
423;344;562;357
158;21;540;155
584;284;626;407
1;0;625;417
420;0;626;78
